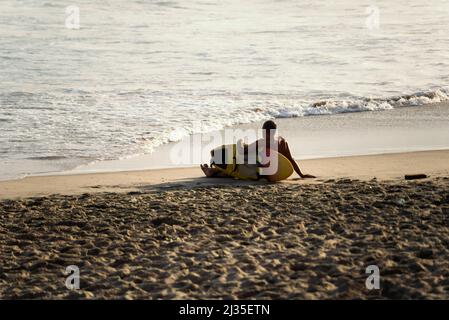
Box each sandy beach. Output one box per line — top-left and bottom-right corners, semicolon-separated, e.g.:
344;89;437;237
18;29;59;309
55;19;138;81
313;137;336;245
2;0;449;303
1;150;448;299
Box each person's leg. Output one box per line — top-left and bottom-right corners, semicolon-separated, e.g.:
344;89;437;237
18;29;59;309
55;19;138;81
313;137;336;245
200;164;222;177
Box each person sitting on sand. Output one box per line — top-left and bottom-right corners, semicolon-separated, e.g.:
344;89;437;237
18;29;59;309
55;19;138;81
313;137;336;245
200;120;316;180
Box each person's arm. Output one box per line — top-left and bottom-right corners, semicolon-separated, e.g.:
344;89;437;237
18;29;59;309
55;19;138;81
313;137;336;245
278;138;316;178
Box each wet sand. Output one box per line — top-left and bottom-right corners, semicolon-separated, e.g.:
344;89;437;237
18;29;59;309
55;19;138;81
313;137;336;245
1;150;449;200
1;151;448;299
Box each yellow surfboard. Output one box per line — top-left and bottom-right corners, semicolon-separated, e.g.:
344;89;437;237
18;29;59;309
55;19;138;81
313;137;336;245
261;151;294;182
210;144;294;182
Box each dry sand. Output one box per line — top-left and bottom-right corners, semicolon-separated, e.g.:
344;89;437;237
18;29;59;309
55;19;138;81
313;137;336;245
1;150;448;299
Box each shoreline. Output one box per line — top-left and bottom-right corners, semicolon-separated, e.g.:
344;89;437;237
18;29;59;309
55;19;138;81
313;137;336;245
2;101;449;182
1;149;448;200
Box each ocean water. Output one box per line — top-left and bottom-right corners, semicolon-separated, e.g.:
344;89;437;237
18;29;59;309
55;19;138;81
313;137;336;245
1;0;449;179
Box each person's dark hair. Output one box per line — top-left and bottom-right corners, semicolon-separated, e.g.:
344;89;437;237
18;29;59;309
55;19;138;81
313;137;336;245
262;120;277;131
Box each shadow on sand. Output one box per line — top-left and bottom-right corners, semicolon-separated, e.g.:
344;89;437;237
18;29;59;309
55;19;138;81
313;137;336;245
133;176;277;193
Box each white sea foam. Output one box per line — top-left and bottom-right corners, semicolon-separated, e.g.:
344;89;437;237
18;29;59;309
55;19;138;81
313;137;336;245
268;88;449;119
